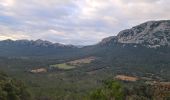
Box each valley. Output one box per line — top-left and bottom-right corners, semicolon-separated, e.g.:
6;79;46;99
0;49;169;99
0;20;170;100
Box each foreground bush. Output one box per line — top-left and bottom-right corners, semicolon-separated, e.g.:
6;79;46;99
0;72;32;100
89;80;125;100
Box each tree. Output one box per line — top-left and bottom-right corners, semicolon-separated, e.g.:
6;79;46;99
0;72;32;100
90;80;124;100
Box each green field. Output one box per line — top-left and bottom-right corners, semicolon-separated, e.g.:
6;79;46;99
50;63;75;70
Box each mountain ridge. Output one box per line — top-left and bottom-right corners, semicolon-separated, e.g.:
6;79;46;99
0;39;76;48
0;20;170;57
1;20;170;48
100;20;170;48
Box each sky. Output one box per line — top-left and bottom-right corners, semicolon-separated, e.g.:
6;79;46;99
0;0;170;45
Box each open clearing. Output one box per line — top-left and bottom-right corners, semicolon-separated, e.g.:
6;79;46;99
115;75;139;82
67;56;96;66
50;63;75;70
50;56;96;70
29;68;47;73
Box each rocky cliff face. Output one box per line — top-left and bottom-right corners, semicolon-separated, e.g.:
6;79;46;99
100;20;170;48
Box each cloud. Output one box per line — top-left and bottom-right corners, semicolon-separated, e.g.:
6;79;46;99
0;0;170;45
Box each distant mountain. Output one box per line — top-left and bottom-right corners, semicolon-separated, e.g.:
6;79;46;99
0;39;79;58
99;20;170;48
0;39;75;48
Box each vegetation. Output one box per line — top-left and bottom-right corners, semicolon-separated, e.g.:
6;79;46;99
0;72;32;100
0;45;170;99
89;80;124;100
87;80;170;100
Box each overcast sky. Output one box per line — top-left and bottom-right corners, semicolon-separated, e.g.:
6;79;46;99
0;0;170;45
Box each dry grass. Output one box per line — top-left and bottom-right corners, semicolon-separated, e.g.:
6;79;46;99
68;56;96;66
30;68;47;73
50;56;96;70
115;75;138;82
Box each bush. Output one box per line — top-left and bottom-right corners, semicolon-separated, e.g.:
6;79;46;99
89;80;124;100
0;72;32;100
